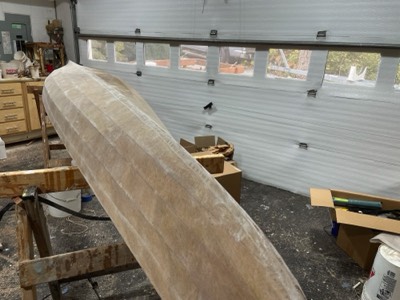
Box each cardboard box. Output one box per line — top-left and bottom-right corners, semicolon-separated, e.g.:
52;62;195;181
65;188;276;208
336;224;380;270
213;161;242;203
310;188;400;270
180;136;241;202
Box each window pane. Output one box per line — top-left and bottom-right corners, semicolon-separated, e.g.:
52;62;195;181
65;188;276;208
219;47;255;76
114;41;136;64
324;51;380;87
88;39;107;61
395;61;400;90
266;49;311;80
144;43;170;67
179;45;207;71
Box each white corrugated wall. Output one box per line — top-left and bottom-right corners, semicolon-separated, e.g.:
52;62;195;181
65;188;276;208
75;0;400;198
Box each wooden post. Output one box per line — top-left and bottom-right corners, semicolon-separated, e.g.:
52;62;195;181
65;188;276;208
21;187;62;300
15;198;37;300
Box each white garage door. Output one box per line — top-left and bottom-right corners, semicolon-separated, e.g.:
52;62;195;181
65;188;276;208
76;0;400;198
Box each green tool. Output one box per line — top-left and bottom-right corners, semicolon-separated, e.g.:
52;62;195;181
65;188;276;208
333;197;382;209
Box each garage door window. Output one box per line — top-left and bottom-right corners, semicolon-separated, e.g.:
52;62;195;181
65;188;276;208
219;47;255;76
144;43;170;68
88;39;107;61
179;45;207;71
114;41;136;64
266;49;311;80
324;51;380;87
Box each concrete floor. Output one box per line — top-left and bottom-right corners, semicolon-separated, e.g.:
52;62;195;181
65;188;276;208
0;139;368;299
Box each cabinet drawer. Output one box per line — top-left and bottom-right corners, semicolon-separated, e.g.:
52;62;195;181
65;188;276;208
0;120;27;135
0;83;22;96
0;96;24;109
0;108;25;123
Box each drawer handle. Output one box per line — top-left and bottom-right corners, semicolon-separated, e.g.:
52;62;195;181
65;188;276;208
6;126;19;133
5;114;18;121
1;89;15;95
3;102;16;108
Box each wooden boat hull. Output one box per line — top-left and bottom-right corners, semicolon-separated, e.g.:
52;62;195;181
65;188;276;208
43;62;305;299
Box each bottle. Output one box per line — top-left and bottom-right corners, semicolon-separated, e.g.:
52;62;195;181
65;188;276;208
0;137;6;159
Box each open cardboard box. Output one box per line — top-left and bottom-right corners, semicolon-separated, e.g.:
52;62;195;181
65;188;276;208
180;135;229;152
310;188;400;270
180;135;233;159
180;136;241;203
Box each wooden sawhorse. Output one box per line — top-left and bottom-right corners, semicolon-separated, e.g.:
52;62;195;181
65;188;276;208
1;166;139;299
27;85;71;168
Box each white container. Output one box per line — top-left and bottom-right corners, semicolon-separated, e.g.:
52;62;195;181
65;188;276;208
0;137;6;159
1;61;19;78
362;244;400;300
29;65;40;79
44;190;81;218
14;51;27;63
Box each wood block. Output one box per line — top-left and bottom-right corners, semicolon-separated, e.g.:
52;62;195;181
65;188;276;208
192;153;225;174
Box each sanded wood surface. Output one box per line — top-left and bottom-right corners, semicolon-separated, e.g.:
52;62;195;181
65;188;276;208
0;166;88;197
43;62;305;299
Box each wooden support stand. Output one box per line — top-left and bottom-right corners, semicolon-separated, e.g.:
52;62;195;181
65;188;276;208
1;167;140;299
27;85;71;168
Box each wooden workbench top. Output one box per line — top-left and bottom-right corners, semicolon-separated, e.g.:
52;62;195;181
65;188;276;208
0;77;46;83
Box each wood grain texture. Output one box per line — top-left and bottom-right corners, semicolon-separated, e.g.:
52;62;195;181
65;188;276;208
16;201;38;300
43;62;305;299
0;166;88;197
19;242;139;288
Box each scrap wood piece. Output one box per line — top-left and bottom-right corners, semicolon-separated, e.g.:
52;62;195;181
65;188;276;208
43;62;306;300
192;153;225;174
205;143;234;160
0;166;88;198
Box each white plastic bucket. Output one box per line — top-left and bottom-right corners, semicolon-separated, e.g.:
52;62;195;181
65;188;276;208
14;51;27;63
362;244;400;300
1;62;19;78
44;190;81;218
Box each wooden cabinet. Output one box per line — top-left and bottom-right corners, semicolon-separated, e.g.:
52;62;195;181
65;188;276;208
0;82;27;136
0;79;55;143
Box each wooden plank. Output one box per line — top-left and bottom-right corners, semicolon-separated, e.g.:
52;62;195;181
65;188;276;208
15;199;37;300
47;158;72;168
48;143;66;150
0;166;88;197
43;62;306;299
192;153;225;174
19;242;139;288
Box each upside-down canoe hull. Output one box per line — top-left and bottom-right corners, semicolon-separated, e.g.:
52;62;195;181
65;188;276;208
43;62;305;299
